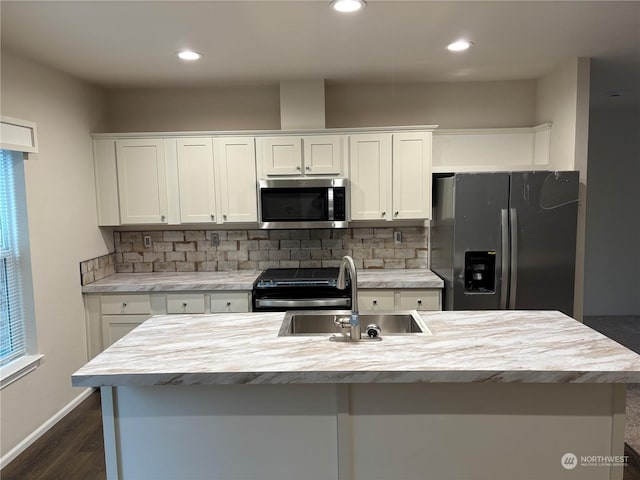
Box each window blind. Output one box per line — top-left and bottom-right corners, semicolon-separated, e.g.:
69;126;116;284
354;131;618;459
0;150;26;365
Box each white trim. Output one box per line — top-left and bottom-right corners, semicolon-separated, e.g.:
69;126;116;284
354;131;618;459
0;354;44;390
0;387;95;469
0;116;39;153
433;123;551;136
91;124;440;139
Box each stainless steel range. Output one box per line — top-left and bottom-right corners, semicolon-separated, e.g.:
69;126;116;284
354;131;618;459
252;268;352;311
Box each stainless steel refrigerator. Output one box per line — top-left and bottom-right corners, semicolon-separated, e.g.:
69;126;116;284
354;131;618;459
431;171;579;316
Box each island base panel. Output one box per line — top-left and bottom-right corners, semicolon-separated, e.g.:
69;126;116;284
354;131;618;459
102;383;625;480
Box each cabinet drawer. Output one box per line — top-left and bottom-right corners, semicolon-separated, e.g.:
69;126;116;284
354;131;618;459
358;290;395;311
398;289;441;311
210;292;250;313
101;315;148;348
167;294;206;314
101;294;151;315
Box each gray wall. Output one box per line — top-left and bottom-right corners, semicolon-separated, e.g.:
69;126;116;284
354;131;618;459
584;98;640;315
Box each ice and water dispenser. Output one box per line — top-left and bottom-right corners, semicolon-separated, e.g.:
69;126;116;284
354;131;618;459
464;251;496;293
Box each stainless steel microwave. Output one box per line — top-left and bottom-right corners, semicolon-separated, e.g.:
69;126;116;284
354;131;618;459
258;178;349;229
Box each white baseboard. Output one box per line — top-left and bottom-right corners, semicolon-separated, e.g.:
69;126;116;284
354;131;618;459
0;387;96;469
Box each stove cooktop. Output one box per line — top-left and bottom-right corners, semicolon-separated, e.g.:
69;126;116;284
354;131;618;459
254;268;342;288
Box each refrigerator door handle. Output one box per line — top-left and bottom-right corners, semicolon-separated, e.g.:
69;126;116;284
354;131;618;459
509;208;518;309
500;209;509;309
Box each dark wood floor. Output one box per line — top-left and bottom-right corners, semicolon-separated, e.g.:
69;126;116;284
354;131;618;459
1;390;106;480
2;390;640;479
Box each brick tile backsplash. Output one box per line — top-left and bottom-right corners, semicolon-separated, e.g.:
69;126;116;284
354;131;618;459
80;253;116;286
108;227;428;274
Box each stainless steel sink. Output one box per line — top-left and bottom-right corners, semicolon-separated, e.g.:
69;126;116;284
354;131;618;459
278;310;432;337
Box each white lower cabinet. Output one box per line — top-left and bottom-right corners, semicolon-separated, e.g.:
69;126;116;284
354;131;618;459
358;289;442;312
210;292;250;313
86;291;251;355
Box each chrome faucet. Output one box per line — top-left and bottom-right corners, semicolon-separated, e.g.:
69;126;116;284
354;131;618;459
335;255;361;340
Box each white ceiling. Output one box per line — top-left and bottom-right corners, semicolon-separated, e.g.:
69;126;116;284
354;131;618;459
1;1;639;100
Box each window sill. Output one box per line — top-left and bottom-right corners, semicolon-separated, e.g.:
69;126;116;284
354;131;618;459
0;354;44;389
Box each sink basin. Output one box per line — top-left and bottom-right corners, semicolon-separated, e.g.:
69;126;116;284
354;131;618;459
278;310;432;337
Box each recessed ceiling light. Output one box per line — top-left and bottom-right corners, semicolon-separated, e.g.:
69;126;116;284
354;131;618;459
177;50;202;61
447;40;474;52
331;0;366;13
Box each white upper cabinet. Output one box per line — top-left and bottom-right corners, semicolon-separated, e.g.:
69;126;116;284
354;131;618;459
392;132;432;220
176;138;217;223
349;134;392;221
349;132;432;221
257;135;344;178
215;137;258;223
301;135;343;175
116;139;169;224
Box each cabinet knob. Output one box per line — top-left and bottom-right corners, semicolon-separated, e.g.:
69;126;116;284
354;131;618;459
296;166;301;171
394;211;399;217
372;300;377;305
417;299;422;305
223;214;227;221
381;212;386;217
305;166;311;171
161;214;166;221
210;214;215;220
182;302;188;308
122;302;127;308
226;301;231;307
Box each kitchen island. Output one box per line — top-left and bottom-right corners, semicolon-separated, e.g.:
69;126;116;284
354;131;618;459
72;310;640;480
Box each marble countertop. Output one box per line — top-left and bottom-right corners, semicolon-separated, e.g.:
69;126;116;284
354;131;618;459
72;310;640;386
80;269;444;293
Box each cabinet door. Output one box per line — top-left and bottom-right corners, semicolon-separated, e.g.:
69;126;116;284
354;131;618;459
302;135;342;175
176;138;216;223
215;138;258;223
358;290;395;311
116;139;169;224
349;134;392;220
210;292;250;313
397;289;441;311
259;136;303;176
392;132;432;220
101;315;148;349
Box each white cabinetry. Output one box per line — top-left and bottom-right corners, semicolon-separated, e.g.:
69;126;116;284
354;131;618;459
116;139;169;224
358;289;441;312
257;135;344;177
349;132;432;221
349;134;392;221
177;138;217;223
215;137;258;223
86;292;252;355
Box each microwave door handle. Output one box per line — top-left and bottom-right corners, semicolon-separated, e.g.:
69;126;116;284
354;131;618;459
327;187;334;221
509;208;518;310
500;209;509;310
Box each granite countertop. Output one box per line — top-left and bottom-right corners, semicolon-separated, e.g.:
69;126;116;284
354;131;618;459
72;310;640;387
80;269;444;293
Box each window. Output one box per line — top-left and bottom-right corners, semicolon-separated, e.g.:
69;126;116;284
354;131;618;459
0;150;28;365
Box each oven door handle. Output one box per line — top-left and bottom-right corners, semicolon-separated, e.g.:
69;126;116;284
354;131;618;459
255;298;352;308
